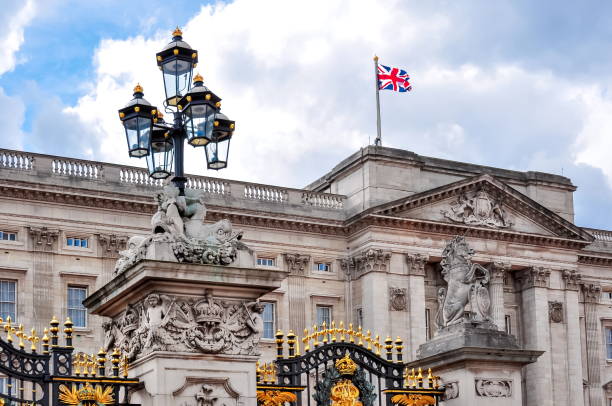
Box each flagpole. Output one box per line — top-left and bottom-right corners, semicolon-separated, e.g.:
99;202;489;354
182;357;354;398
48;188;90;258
373;55;382;146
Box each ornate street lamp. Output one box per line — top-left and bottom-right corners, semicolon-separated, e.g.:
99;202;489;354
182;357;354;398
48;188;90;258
118;84;157;158
118;28;236;194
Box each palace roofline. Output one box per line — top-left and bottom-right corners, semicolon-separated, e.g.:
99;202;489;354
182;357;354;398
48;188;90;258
306;145;576;192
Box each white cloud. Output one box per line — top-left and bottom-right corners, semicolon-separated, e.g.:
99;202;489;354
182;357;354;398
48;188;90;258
64;0;612;219
0;0;36;75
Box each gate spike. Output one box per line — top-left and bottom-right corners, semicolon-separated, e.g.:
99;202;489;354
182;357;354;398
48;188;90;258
17;324;25;349
49;315;60;347
330;320;336;343
98;348;107;376
29;328;39;353
357;326;364;347
303;328;310;352
374;335;381;355
111;348;121;377
348;323;354;343
339;321;345;342
313;325;320;347
366;330;372;351
42;328;49;354
394;336;404;363
122;355;129;378
4;316;12;344
64;317;74;348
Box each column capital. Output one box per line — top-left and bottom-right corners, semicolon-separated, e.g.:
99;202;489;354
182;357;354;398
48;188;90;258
27;226;59;252
343;248;391;278
489;261;511;283
515;266;551;290
97;233;128;258
406;253;428;276
581;282;602;304
283;253;310;275
562;269;582;291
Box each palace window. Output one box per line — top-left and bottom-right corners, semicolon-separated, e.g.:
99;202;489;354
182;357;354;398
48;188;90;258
316;305;332;327
0;231;16;241
257;257;275;267
314;262;332;272
505;315;512;335
604;291;612;301
67;237;88;248
0;280;16;322
262;302;275;339
607;328;612;360
67;286;88;328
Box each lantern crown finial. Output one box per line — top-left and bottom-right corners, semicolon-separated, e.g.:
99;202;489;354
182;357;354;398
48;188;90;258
133;83;144;95
172;27;183;38
193;73;204;84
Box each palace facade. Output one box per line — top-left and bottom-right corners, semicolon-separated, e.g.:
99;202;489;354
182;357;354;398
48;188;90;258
0;145;610;405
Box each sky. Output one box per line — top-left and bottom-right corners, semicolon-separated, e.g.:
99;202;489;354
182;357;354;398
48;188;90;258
1;0;611;229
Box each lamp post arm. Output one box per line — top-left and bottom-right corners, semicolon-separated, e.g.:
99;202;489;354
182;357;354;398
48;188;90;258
172;111;187;196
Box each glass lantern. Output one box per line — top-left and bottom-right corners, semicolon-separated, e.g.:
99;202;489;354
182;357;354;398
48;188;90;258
146;113;174;179
118;84;157;158
205;112;235;170
178;74;222;146
155;27;198;107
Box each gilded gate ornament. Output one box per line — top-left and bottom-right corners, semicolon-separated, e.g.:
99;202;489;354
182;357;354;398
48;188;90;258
256;390;297;406
331;379;363;406
58;383;114;405
390;394;435;406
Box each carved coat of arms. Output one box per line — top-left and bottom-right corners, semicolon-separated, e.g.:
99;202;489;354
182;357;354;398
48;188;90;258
441;189;512;229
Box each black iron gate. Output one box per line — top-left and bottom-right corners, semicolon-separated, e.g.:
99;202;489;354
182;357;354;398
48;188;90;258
256;322;444;406
0;316;139;405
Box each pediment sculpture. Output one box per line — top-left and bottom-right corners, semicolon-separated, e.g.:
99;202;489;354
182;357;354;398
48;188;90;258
435;236;492;329
115;185;249;274
103;290;265;360
441;188;512;229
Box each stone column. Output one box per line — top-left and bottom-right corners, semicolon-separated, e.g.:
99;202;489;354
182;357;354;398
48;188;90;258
516;266;553;406
562;270;584;406
406;253;428;359
284;253;310;334
352;249;391;334
28;227;59;325
582;282;602;406
489;261;510;331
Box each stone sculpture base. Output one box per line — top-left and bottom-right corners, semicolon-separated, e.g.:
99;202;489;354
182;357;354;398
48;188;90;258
85;260;288;406
413;323;542;405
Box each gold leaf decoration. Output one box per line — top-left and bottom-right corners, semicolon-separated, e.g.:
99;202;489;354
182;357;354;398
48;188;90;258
58;383;114;405
256;390;297;406
391;394;436;406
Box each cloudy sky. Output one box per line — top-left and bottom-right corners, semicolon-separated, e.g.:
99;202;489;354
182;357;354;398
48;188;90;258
1;0;611;229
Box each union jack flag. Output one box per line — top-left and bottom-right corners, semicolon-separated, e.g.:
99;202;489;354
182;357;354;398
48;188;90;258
377;64;412;92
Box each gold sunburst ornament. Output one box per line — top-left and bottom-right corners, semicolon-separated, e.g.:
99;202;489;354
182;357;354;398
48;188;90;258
256;390;297;406
390;394;436;406
58;383;114;406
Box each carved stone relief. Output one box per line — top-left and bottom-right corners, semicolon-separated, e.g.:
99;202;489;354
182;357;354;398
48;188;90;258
28;227;59;251
443;382;459;400
103;289;265;361
97;234;127;258
562;269;581;291
441;188;512;229
515;267;551;290
582;283;602;303
175;378;241;406
435;236;492;329
388;287;407;311
406;253;428;276
341;249;391;278
284;253;310;275
475;378;512;397
114;185;249;274
549;301;564;323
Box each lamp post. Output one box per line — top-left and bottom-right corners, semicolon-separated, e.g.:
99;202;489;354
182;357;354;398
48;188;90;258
118;27;236;196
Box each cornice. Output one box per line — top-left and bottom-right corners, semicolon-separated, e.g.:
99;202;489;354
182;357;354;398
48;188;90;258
578;254;612;267
0;179;598;251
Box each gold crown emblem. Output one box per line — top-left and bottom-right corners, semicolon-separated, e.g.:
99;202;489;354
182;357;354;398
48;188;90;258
335;353;357;375
193;73;204;83
79;383;97;401
173;27;183;37
133;83;143;94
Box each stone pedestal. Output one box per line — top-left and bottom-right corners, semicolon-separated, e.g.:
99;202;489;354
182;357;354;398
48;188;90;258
85;260;288;406
413;323;543;405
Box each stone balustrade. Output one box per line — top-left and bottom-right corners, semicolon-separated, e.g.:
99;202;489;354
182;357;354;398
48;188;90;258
585;228;612;242
0;148;345;211
0;150;34;171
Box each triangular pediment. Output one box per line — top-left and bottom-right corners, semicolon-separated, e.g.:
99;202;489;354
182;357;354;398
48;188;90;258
371;175;592;241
